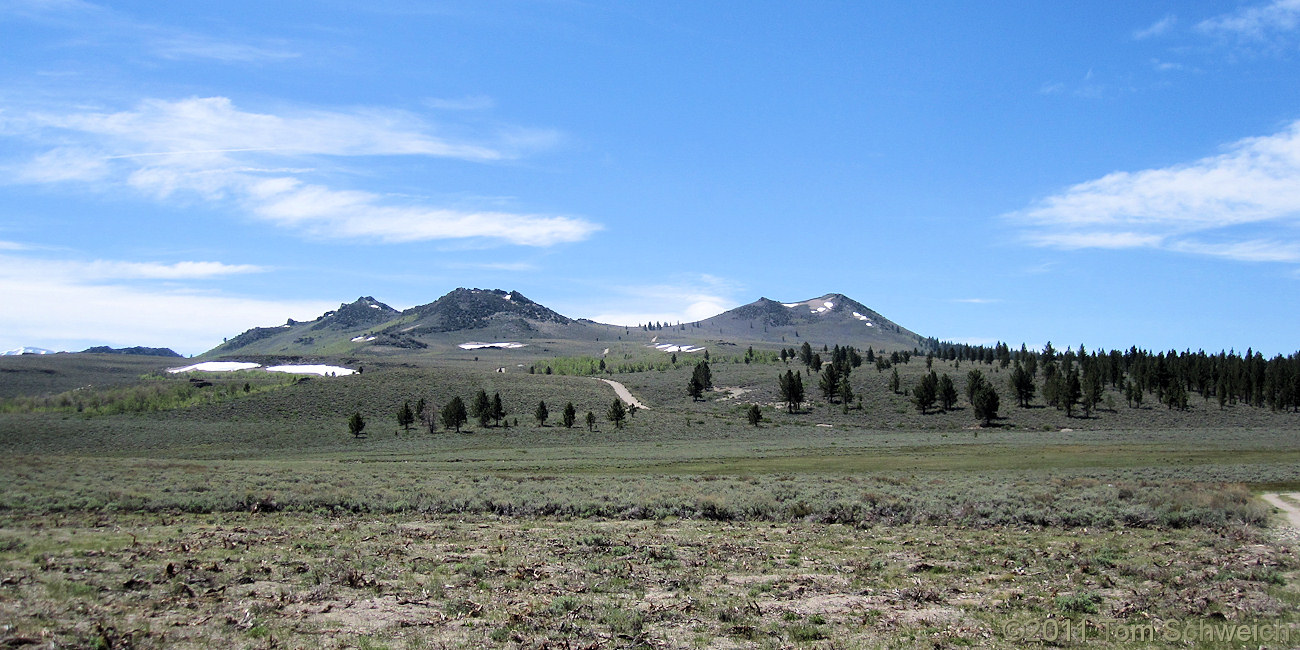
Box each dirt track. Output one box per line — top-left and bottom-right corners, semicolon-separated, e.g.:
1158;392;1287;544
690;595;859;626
596;377;649;409
1261;492;1300;528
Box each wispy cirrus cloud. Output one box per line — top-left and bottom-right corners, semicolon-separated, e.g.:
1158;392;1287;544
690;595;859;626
3;96;599;246
1134;14;1177;40
1197;0;1300;39
2;0;300;63
1008;120;1300;264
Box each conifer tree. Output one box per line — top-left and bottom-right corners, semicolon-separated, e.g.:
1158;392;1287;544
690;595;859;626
1062;367;1082;417
1081;367;1103;417
562;402;577;428
397;401;414;433
913;371;938;414
491;392;505;426
889;367;901;394
472;389;491;427
972;383;1000;426
746;404;763;426
348;412;366;438
819;363;841;403
966;369;985;403
440;397;467;433
838;374;854;407
534;400;549;426
607;399;627;429
938;374;958;411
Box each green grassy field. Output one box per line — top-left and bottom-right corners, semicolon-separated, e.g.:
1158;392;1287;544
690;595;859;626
1;351;1298;647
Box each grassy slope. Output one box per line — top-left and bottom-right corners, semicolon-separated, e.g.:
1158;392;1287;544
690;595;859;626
2;352;1299;648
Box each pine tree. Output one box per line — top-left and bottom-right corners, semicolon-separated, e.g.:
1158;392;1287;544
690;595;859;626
966;369;985;403
1062;367;1082;417
938;374;958;411
607;399;627;429
819;363;840;403
799;341;813;366
397;401;414;433
348;412;366;438
1081;367;1103;417
472;389;491;427
562;402;577;428
913;371;938;414
838;374;854;407
440;397;467;432
746;404;763;426
889;367;901;394
778;370;805;413
688;375;704;401
972;383;1000;426
586;411;596;431
491;392;505;426
1010;362;1035;407
534;400;549;426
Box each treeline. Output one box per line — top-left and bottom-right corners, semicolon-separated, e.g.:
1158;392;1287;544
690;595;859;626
914;340;1300;415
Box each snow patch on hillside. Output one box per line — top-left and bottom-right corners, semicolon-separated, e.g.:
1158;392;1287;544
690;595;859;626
266;364;355;376
168;361;261;373
649;343;706;353
459;342;527;350
350;335;377;342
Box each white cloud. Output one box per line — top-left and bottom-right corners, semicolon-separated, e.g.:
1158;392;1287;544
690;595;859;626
580;275;741;326
4;0;302;64
951;298;1002;305
150;36;299;63
1197;0;1300;38
0;253;326;355
1009;120;1300;263
1134;14;1176;40
4;96;600;246
1167;239;1300;262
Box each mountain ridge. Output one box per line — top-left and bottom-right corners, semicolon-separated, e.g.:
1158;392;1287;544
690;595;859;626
204;288;927;357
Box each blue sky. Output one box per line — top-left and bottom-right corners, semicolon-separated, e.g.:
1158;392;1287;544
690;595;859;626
2;1;1299;357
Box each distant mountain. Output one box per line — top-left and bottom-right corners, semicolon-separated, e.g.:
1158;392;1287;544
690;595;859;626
2;347;56;356
694;293;924;350
205;289;612;357
203;288;928;358
80;346;183;358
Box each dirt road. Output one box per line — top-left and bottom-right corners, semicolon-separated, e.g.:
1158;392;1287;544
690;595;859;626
1261;492;1300;528
596;378;649;410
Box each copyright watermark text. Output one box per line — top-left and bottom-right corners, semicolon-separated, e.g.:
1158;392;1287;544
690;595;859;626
1002;618;1291;644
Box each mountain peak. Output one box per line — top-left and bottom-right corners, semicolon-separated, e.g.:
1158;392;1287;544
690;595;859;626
698;292;921;349
393;287;571;335
310;296;400;331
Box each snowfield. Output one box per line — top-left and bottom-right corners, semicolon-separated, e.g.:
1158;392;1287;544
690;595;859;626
167;361;356;376
458;342;527;350
649;343;706;353
266;364;356;376
350;335;377;342
168;361;261;373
